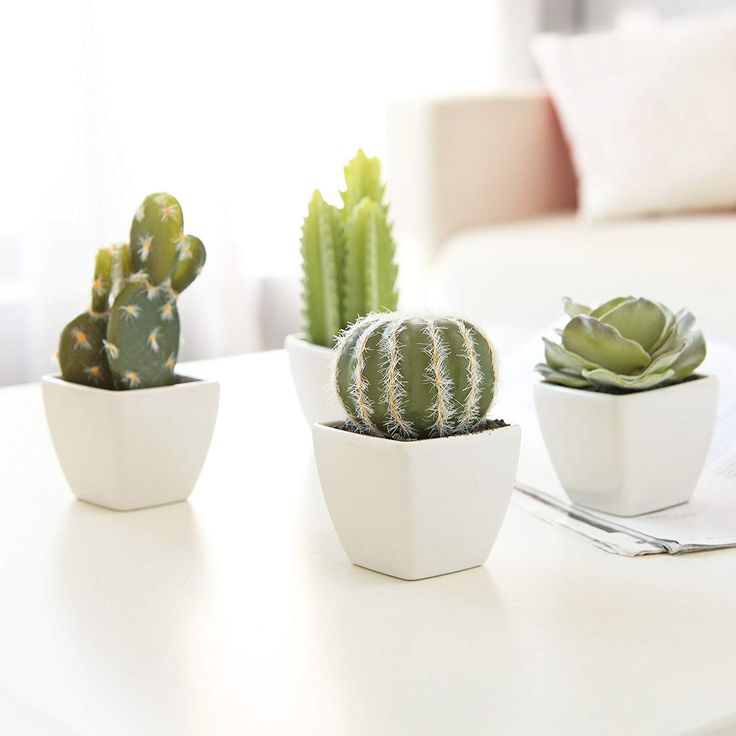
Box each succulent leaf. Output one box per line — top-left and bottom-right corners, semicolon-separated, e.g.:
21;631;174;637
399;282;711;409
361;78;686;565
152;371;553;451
581;367;676;391
562;316;650;375
535;363;590;389
590;296;634;319
538;296;706;393
562;297;591;318
598;297;667;354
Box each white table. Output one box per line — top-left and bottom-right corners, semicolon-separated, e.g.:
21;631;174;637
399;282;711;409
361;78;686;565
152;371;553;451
1;351;734;736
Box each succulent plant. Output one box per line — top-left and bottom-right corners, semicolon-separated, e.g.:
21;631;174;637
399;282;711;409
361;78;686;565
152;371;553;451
334;313;497;440
58;193;205;390
536;296;706;391
300;150;398;348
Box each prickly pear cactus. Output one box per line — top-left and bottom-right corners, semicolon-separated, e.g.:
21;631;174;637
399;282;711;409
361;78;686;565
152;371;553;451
58;193;205;390
58;243;129;388
334;313;497;440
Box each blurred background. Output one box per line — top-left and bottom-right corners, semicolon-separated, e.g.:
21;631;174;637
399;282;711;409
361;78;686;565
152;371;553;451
0;0;732;385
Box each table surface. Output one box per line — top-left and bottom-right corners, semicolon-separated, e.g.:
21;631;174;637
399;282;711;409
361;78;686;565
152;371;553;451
1;351;735;736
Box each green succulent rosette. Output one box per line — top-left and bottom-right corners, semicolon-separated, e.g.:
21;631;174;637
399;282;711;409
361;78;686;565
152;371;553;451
536;296;706;392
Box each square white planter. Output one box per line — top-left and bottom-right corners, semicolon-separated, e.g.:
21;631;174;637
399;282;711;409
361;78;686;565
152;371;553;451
285;333;346;426
313;422;521;580
42;375;219;511
534;375;719;517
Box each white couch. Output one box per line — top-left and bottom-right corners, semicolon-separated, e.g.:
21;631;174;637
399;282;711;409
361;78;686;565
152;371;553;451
388;91;736;352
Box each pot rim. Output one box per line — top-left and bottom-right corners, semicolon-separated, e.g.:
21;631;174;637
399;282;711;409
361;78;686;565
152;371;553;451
313;420;520;447
41;373;218;395
284;332;333;354
534;373;716;401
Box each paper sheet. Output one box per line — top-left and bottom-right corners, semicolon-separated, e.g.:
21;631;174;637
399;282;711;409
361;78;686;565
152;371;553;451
498;336;736;556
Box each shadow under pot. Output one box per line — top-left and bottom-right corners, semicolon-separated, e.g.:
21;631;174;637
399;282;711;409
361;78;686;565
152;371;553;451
534;375;719;517
42;375;219;511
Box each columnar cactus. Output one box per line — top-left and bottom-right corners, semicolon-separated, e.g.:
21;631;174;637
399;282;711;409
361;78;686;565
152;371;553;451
536;296;706;391
58;193;206;390
300;150;398;348
334;313;497;440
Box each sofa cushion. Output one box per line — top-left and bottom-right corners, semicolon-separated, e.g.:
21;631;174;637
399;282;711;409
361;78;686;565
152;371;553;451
534;15;736;220
432;213;736;352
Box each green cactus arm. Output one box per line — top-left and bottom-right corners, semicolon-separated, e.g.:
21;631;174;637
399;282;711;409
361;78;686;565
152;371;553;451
342;198;398;327
107;281;180;389
91;247;113;315
170;236;206;294
340;149;385;213
110;242;131;299
58;312;113;388
300;190;343;347
129;193;183;285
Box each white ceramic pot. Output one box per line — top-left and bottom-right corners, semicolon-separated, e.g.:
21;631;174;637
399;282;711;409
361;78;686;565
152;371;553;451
42;375;220;511
285;333;346;426
534;375;719;517
313;422;521;580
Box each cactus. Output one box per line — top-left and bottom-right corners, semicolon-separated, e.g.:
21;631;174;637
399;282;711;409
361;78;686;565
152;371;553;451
300;191;343;348
57;243;129;388
334;313;497;440
300;150;398;347
58;193;205;390
340;148;386;215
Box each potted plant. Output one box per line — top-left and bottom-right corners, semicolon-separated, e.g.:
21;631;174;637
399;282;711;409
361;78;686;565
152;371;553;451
286;149;399;425
312;313;521;580
42;193;219;511
534;296;718;517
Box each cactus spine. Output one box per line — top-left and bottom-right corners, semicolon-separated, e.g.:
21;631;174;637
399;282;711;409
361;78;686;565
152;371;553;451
300;150;398;347
58;193;205;390
334;314;498;440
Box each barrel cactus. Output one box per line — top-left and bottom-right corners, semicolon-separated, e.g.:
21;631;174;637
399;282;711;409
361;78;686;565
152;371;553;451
300;150;399;348
334;313;497;440
536;296;706;391
58;193;205;390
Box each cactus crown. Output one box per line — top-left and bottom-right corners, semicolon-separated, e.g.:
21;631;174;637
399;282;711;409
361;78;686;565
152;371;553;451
334;313;498;440
58;193;206;390
300;150;399;348
536;296;706;392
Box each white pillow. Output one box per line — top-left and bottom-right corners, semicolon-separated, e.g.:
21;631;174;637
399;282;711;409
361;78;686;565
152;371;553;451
533;15;736;220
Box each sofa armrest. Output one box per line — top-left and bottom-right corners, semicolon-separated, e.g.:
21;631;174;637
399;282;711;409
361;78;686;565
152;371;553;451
387;91;576;269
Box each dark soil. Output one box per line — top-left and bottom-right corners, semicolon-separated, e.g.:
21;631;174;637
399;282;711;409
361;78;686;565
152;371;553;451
331;417;510;441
